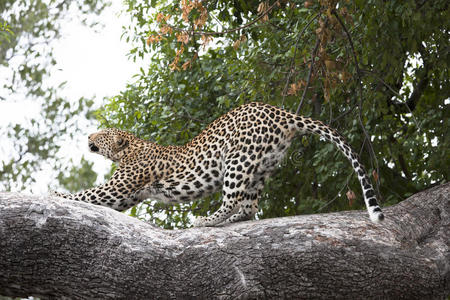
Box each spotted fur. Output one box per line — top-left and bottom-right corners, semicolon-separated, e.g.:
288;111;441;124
52;102;384;226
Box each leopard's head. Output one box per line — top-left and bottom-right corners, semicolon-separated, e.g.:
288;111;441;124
88;128;137;163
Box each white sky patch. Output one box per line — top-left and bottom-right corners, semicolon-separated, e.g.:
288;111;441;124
0;2;141;193
51;4;139;102
49;2;141;189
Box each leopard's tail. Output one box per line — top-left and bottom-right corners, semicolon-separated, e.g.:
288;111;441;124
293;115;384;223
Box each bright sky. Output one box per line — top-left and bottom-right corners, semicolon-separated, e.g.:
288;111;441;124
53;4;139;104
0;2;140;193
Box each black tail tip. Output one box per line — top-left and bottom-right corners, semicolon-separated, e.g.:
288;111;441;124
378;213;385;222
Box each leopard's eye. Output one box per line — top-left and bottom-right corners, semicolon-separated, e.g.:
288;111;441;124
117;137;124;146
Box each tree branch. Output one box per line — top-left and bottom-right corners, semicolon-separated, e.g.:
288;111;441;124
361;62;429;116
402;43;431;111
1;183;449;299
296;36;320;114
281;13;319;106
332;9;380;195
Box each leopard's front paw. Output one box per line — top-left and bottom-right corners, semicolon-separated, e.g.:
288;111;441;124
49;190;61;197
49;190;68;199
193;216;209;227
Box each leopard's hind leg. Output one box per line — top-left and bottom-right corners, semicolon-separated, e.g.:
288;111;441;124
224;179;264;224
193;162;260;227
193;188;241;227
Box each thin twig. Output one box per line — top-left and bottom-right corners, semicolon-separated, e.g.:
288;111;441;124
332;9;381;196
281;13;319;106
296;37;321;114
331;105;357;124
317;172;353;212
168;1;280;36
361;69;403;97
209;11;225;30
96;113;111;127
328;92;333;124
360;68;422;131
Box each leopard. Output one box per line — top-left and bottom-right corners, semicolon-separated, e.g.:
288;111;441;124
52;102;384;226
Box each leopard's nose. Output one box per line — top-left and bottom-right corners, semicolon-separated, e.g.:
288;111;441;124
89;143;99;152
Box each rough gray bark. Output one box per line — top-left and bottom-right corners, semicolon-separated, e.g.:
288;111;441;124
0;183;448;300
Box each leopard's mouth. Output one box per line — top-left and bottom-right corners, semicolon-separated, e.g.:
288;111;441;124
89;143;99;152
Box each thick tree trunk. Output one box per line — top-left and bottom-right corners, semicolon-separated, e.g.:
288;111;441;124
0;183;448;299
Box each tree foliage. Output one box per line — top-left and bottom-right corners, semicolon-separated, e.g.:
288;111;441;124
0;0;108;192
97;0;448;229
